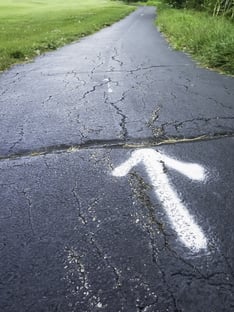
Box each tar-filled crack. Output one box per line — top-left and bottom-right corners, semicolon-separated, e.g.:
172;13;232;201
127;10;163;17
128;172;194;311
129;172;170;249
1;132;234;162
89;235;122;289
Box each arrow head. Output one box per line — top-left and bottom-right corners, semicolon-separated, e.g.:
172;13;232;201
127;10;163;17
112;149;158;177
112;150;142;177
112;149;208;252
162;155;206;181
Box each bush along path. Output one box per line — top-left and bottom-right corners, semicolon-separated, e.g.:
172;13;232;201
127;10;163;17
148;0;234;75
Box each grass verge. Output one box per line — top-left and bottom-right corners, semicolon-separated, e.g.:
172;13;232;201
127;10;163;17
149;1;234;75
0;0;135;71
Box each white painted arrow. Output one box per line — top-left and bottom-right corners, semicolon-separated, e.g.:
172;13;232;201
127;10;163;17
112;149;207;252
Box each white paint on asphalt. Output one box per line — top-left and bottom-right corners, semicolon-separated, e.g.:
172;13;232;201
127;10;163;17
112;149;208;252
162;154;206;181
104;78;113;93
108;83;113;93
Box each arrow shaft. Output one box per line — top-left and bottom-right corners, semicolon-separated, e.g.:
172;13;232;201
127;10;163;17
145;158;207;252
112;149;208;252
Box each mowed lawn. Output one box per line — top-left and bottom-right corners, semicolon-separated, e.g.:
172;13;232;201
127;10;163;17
0;0;134;71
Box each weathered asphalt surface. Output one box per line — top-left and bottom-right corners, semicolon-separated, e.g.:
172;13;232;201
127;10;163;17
0;6;234;312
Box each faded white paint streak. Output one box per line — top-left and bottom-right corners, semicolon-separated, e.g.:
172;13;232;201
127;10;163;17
104;78;113;93
112;149;207;252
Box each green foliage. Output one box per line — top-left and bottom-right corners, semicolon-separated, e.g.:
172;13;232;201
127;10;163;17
146;0;168;8
161;0;233;18
113;0;147;2
0;0;135;71
156;8;234;74
164;0;185;8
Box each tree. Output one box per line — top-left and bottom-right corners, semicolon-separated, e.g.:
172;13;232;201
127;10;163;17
162;0;233;18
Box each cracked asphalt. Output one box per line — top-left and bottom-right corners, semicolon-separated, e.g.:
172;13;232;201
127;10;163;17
0;6;234;312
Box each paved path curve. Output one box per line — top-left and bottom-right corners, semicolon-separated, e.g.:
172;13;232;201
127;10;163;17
0;7;234;312
0;6;233;157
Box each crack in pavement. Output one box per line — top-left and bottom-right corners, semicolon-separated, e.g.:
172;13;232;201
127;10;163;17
111;47;124;67
127;172;198;311
104;91;128;140
0;72;21;96
89;235;122;289
22;189;35;236
79;78;110;101
154;242;234;293
171;271;234;288
72;184;88;225
136;300;158;312
160;267;181;312
37;64;195;77
1;132;233;162
222;254;234;278
64;246;90;298
147;115;234;138
129;171;170;249
91;52;104;74
166;116;234;132
147;108;163;137
208;96;233;110
8;124;25;153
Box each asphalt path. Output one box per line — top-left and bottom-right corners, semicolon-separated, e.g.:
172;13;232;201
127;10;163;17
0;6;234;312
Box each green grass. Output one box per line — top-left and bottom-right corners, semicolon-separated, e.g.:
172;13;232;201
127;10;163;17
0;0;135;71
154;4;234;75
